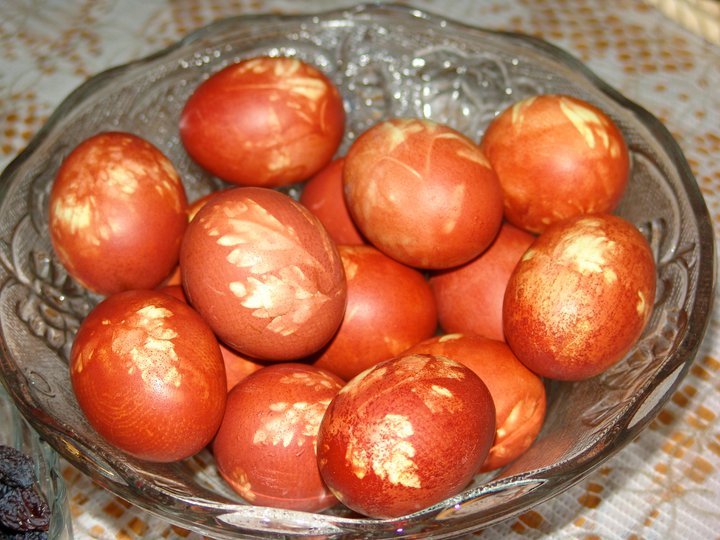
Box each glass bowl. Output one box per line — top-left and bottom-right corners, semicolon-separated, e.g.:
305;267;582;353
0;3;714;538
0;384;73;539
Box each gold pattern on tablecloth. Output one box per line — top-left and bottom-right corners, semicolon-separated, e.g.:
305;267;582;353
1;0;719;538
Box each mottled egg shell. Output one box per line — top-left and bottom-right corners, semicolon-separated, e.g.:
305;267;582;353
180;186;347;361
430;222;535;341
312;244;438;380
49;131;188;295
317;354;496;519
404;333;546;471
343;118;504;269
503;213;656;381
179;56;345;187
213;363;344;512
480;94;629;234
299;157;365;245
70;289;226;462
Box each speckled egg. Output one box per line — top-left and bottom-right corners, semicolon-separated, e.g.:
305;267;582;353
213;363;344;511
180;186;347;361
317;354;496;518
503;213;656;380
404;333;546;471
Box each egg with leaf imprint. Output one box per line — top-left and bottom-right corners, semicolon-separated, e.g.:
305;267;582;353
480;94;629;234
404;333;546;471
180;186;347;361
317;353;495;518
343;117;503;269
213;363;344;511
503;213;656;381
49;131;188;295
179;56;345;188
70;289;226;462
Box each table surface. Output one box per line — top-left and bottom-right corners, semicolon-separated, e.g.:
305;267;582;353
1;0;719;538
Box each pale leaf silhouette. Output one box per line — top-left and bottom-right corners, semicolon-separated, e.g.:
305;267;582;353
203;198;323;275
230;265;331;336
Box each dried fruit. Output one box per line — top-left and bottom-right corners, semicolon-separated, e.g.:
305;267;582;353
0;446;36;489
0;446;51;537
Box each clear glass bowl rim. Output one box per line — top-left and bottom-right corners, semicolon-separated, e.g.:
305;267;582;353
0;2;715;538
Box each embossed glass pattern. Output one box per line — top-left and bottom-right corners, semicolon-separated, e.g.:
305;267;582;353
0;4;714;538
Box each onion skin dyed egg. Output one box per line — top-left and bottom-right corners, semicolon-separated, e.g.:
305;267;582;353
480;94;629;234
180;186;347;361
317;354;496;518
49;131;188;295
312;245;437;380
343;118;504;269
404;334;546;471
429;222;535;341
70;289;227;462
213;363;344;512
299;158;365;245
179;56;345;187
503;213;656;381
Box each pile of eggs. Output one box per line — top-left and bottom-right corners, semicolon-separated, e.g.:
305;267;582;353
48;55;656;519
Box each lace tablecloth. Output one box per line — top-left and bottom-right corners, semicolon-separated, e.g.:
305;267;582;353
1;0;719;538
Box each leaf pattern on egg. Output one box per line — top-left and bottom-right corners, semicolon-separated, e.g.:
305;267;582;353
346;413;421;488
202;198;332;335
558;97;619;156
111;305;183;388
236;57;330;114
253;399;331;448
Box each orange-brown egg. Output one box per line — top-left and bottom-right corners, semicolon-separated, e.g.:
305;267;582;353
299;157;365;246
180;56;345;187
317;354;495;518
312;244;437;380
213;363;344;511
480;94;629;234
49;131;188;295
69;289;226;462
404;333;546;471
343;118;503;269
429;222;535;341
503;213;656;380
180;186;347;361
